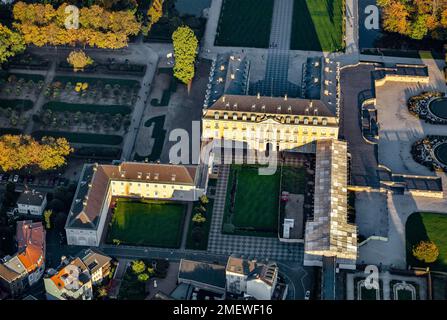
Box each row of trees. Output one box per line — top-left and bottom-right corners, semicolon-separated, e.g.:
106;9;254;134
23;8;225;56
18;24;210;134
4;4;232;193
12;2;141;48
0;134;72;172
378;0;447;40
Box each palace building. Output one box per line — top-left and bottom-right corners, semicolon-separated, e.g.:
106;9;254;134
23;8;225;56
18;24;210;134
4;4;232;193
65;162;208;247
202;94;339;153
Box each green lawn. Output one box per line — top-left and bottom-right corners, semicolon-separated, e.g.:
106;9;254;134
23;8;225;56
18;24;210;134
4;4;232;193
0;99;34;111
214;0;274;48
107;199;186;248
280;166;307;194
43;101;131;115
223;165;280;237
406;212;447;271
32;131;123;145
291;0;344;52
185;199;214;250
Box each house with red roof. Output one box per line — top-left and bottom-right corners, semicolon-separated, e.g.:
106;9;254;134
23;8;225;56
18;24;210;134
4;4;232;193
0;220;46;298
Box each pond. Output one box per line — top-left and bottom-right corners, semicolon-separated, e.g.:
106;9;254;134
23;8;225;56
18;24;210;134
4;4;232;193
175;0;211;16
429;98;447;120
434;143;447;166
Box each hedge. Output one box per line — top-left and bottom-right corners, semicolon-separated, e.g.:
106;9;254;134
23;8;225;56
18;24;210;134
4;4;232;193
0;99;34;111
43;101;131;115
32;131;123;145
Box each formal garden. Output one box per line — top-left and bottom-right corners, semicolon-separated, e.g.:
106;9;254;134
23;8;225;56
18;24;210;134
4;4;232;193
214;0;274;48
406;212;447;272
291;0;345;52
118;258;170;300
411;136;447;172
185;195;214;250
106;198;186;248
407;91;447;124
0;73;45;129
223;165;280;237
390;280;418;300
354;278;382;300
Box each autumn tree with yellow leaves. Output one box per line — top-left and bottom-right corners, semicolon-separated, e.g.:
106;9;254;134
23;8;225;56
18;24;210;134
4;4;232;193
67;50;94;71
0;23;25;65
143;0;163;35
12;2;141;49
0;135;73;172
172;26;198;91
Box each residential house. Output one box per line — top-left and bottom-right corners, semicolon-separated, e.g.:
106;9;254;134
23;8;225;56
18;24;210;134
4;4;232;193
0;220;46;298
77;249;112;285
16;190;47;216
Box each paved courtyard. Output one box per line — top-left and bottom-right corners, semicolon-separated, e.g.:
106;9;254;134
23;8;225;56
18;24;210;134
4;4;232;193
207;165;304;262
376;58;447;179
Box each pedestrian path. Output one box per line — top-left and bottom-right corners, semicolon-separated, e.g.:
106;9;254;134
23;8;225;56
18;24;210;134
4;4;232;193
207;165;303;262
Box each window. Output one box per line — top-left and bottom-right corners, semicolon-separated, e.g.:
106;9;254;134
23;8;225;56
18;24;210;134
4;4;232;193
303;118;309;125
214;112;219;120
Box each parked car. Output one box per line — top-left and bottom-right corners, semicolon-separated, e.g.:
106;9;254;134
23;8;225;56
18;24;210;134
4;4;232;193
2;174;10;182
8;175;14;182
13;175;19;183
304;290;310;300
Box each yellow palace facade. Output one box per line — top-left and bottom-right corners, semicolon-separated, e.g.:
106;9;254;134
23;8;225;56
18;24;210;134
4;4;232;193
202;95;339;152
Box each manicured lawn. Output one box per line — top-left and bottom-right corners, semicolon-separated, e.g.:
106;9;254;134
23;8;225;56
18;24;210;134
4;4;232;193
43;101;131;115
185;199;214;250
223;165;280;236
280;166;307;194
291;0;344;52
107;199;186;248
0;99;34;111
32;131;123;145
214;0;274;48
134;115;166;162
406;212;447;271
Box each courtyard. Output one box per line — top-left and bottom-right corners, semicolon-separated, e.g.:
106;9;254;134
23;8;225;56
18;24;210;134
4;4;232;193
223;165;280;237
291;0;344;52
106;199;186;248
406;212;447;271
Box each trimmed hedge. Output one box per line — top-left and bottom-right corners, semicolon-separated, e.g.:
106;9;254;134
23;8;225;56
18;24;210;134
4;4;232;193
53;76;140;88
73;146;122;159
43;101;131;115
0;128;22;136
0;99;34;111
32;131;123;145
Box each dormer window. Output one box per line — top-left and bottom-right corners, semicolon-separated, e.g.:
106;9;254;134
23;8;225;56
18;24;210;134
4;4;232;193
322;118;328;125
120;170;126;178
242;113;247;121
251;114;256;121
303;118;309;125
137;172;142;179
214;112;219;120
224;113;228;120
294;117;299;124
286;116;291;124
154;173;159;180
232;113;238;120
313;118;318;125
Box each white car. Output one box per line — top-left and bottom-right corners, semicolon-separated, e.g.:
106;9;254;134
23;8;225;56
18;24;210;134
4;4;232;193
304;290;310;300
13;175;19;183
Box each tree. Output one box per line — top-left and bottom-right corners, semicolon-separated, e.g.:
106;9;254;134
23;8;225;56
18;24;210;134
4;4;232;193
97;286;108;298
172;26;198;90
377;0;447;40
199;195;209;205
67;50;94;72
131;260;146;274
413;240;439;263
192;212;206;224
0;24;25;65
44;210;53;229
144;0;163;35
0;134;72;172
137;273;150;282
